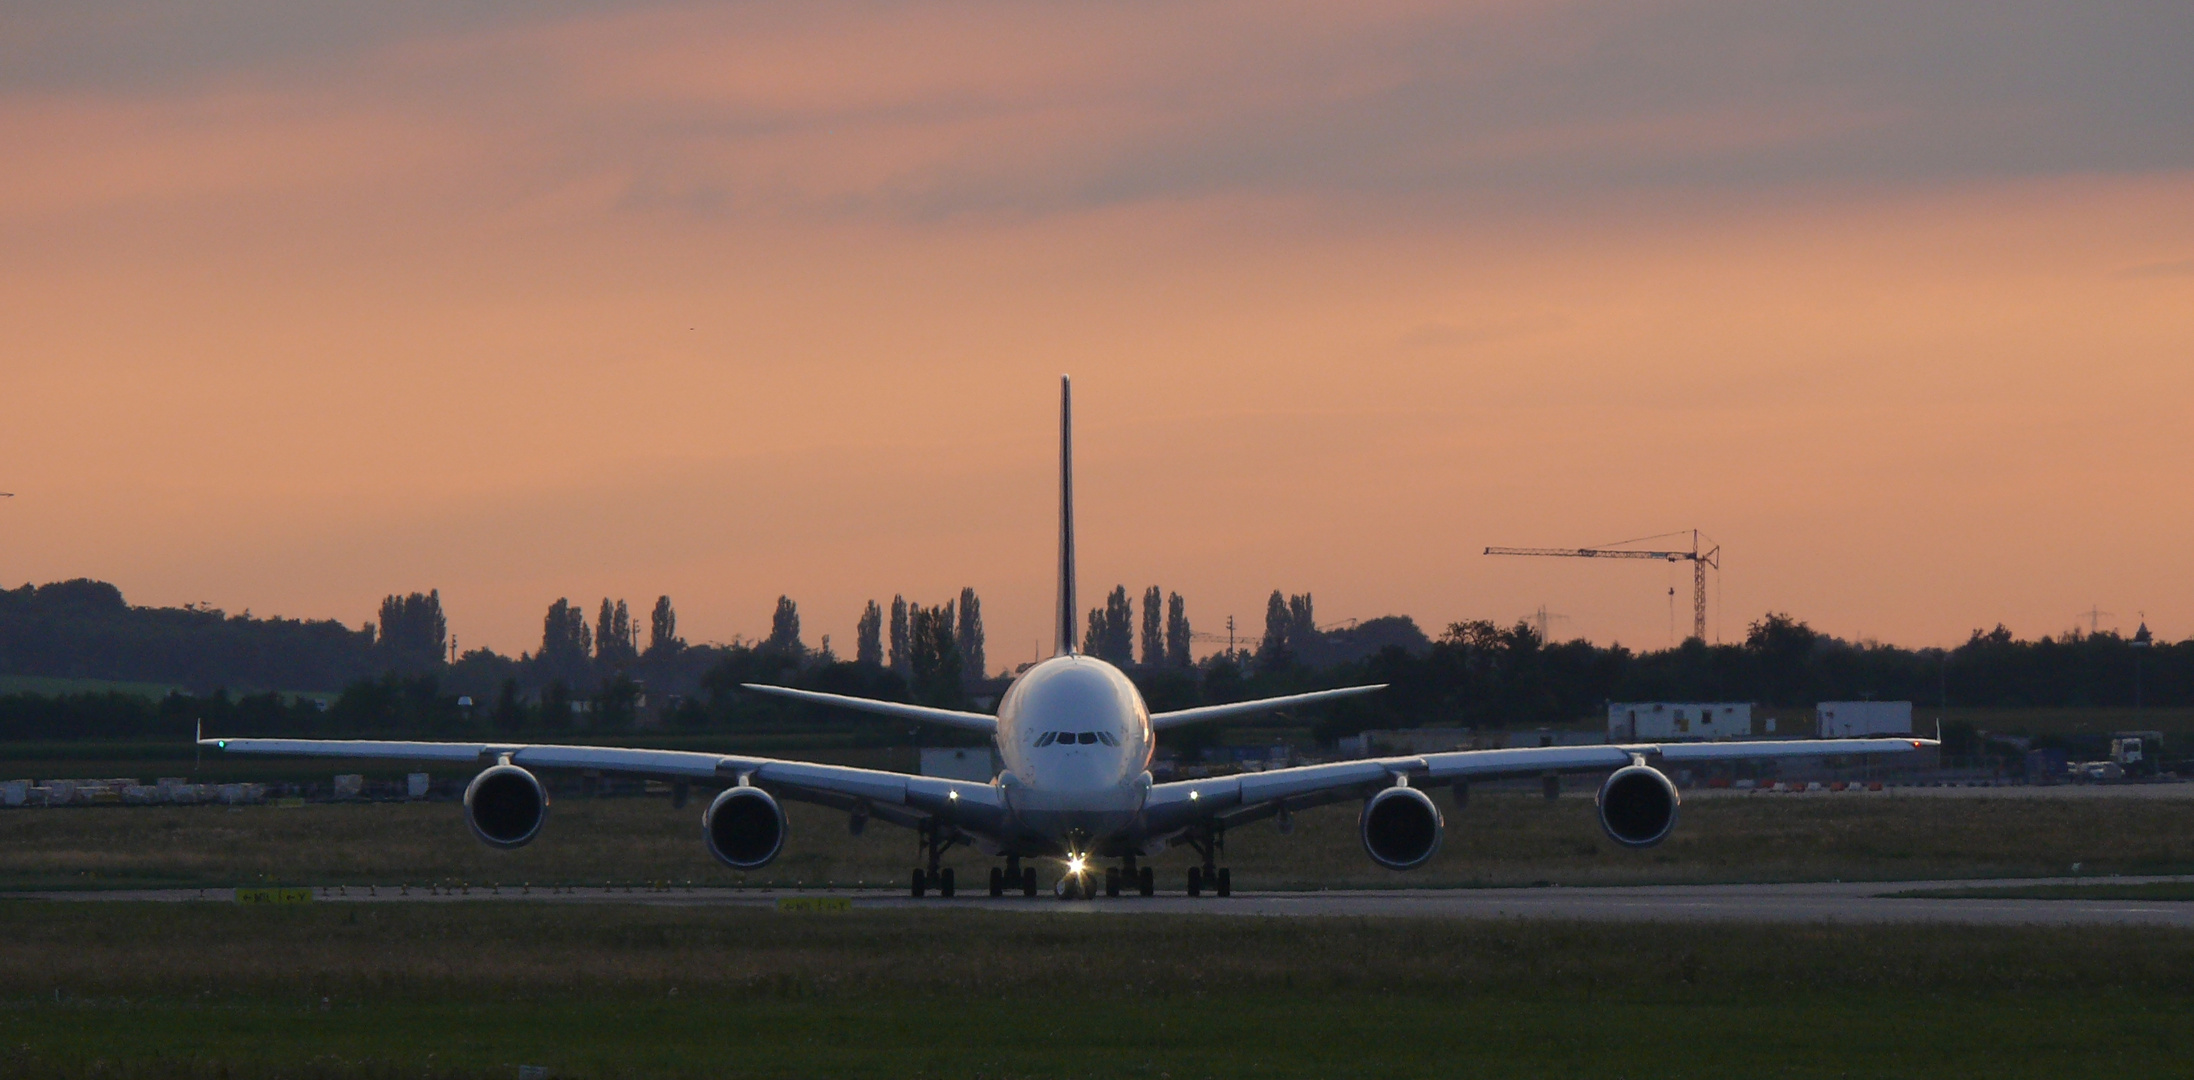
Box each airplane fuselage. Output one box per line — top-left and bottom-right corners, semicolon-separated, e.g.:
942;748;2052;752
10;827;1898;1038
993;654;1153;852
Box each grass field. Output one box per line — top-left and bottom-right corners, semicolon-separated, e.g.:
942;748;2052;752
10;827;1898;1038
2;902;2192;1078
4;788;2193;893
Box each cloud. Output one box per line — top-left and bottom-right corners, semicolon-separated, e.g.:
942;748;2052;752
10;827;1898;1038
7;0;2190;225
2118;257;2194;278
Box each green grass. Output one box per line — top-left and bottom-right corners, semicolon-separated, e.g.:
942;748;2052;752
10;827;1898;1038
7;790;2194;893
2;904;2192;1078
1887;881;2194;901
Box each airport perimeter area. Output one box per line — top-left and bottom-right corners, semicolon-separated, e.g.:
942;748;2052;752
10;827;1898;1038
3;788;2192;1077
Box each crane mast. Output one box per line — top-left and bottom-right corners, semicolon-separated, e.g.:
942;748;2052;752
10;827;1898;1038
1484;530;1720;643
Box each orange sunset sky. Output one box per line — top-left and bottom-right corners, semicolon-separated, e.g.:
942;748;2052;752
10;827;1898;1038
3;1;2191;666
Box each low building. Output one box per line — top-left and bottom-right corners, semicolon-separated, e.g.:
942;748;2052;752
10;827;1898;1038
1608;702;1753;741
918;747;999;782
1816;701;1911;738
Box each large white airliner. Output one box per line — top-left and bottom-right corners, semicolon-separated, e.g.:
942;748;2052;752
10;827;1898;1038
204;377;1932;899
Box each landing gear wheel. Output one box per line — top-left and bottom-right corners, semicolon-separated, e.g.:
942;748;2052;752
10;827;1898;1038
910;869;926;898
1138;865;1155;897
1216;868;1231;897
939;868;955;898
1187;866;1203;897
1022;867;1038;896
989;866;1004;897
1059;874;1083;900
1104;867;1121;898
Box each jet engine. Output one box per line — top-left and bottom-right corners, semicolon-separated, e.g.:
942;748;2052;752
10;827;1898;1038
1359;785;1443;870
704;786;787;869
464;764;548;849
1596;764;1679;848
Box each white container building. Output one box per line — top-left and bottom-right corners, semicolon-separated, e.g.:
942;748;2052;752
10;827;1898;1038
1608;702;1753;741
1817;701;1912;738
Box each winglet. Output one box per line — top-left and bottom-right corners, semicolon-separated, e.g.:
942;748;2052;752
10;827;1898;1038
1055;375;1077;657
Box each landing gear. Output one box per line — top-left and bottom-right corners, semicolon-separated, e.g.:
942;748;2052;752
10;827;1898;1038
938;867;955;898
912;820;962;900
993;856;1027;898
1182;822;1230;899
1138;865;1155;897
1104;867;1121;898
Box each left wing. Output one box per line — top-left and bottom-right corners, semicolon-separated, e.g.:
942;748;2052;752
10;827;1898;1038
198;735;1009;832
738;683;999;734
1141;736;1935;834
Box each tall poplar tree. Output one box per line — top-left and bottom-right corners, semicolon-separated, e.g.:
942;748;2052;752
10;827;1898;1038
956;587;985;682
856;600;884;667
1165;591;1192;667
889;595;910;674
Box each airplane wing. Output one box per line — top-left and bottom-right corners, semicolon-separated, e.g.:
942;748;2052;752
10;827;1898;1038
1140;736;1935;834
738;683;999;734
197;734;1011;833
1148;684;1386;730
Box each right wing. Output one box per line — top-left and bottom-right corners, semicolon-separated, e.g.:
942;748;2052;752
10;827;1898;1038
1140;736;1936;834
198;735;1010;832
1148;685;1386;730
738;683;999;734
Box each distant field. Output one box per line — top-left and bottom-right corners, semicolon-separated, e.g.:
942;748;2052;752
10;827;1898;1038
0;674;182;699
1;902;2190;1078
5;788;2192;894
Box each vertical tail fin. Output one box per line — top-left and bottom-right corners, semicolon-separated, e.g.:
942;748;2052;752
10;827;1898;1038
1055;375;1077;656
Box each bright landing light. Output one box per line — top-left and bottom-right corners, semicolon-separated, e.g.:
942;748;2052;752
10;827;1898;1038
1067;855;1087;876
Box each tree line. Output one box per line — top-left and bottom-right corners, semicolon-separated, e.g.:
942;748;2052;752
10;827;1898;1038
0;577;2189;741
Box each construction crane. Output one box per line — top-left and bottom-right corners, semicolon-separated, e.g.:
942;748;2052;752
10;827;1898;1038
1484;530;1720;643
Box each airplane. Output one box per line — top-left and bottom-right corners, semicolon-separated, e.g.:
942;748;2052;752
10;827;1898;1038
202;376;1935;900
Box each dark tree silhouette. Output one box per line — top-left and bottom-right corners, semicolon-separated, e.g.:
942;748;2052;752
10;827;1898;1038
766;596;803;655
1165;591;1192;668
1141;585;1163;666
957;587;985;682
376;591;447;672
647;596;682;657
889;595;910;675
538;599;592;685
856;600;884;667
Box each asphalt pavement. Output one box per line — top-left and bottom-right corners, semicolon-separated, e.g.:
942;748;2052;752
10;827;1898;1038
16;876;2194;926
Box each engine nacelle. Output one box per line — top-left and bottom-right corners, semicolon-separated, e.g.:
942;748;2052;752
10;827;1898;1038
1597;764;1680;848
1360;785;1443;870
704;786;787;869
464;764;548;849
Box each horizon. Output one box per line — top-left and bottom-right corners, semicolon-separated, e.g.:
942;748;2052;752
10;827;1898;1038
4;2;2188;659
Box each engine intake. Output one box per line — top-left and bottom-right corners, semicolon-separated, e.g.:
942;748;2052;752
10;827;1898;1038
705;786;787;869
1360;785;1443;870
464;764;547;849
1597;764;1679;848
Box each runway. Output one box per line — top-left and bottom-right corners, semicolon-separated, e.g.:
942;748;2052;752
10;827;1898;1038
15;876;2194;926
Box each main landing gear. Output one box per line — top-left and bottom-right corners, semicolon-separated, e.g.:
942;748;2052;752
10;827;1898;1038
909;820;963;898
988;856;1037;897
1182;822;1232;898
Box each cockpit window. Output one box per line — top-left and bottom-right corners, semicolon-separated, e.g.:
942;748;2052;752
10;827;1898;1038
1078;731;1099;745
1095;731;1118;746
1034;732;1056;747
